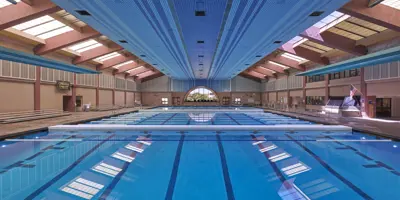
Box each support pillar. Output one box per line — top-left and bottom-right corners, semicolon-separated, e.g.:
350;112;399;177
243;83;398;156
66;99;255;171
302;76;307;108
324;74;329;104
124;91;127;106
112;75;115;105
71;74;77;112
34;66;41;110
96;74;99;107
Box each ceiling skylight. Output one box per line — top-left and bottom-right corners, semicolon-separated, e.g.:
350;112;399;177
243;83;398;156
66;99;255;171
281;53;308;62
96;52;121;62
126;66;144;73
381;0;400;9
0;0;21;8
269;61;289;69
13;15;73;39
68;39;102;53
113;60;134;69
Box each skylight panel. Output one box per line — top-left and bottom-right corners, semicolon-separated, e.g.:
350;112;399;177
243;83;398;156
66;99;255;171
269;61;289;69
382;0;400;10
281;53;307;62
24;20;65;36
126;66;144;73
69;39;102;53
37;26;73;39
96;52;121;62
13;16;53;31
113;60;134;69
0;0;21;8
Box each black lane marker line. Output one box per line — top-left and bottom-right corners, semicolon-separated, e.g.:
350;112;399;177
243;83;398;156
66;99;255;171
363;164;381;168
376;161;394;170
216;134;235;200
225;113;240;125
24;134;115;200
286;134;373;200
250;135;286;183
356;152;373;161
99;135;151;199
161;113;178;125
165;134;185;200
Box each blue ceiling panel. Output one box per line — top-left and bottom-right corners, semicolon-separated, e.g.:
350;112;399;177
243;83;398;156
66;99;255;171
51;0;349;80
171;0;228;79
209;0;350;79
51;0;195;79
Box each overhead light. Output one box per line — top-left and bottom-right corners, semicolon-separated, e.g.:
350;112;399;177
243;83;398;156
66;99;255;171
75;10;91;16
152;64;157;65
310;11;324;17
140;55;146;57
198;55;204;57
274;41;282;44
197;40;205;44
119;40;128;43
256;55;262;57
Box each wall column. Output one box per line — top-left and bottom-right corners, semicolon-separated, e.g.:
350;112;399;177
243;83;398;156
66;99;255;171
360;68;370;117
34;66;41;110
71;74;77;112
302;76;306;107
112;75;115;105
96;74;99;107
324;74;329;104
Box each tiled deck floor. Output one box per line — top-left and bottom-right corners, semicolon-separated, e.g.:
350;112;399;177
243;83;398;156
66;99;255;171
0;107;150;139
264;109;400;140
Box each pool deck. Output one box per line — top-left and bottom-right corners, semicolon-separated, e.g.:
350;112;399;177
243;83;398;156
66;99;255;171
0;107;151;140
263;108;400;140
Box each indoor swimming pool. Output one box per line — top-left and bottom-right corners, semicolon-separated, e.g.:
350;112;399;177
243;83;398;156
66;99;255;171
0;107;399;200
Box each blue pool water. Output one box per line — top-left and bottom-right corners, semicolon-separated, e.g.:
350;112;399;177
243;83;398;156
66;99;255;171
0;107;399;199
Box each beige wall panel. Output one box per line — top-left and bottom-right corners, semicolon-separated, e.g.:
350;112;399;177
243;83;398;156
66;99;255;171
231;92;261;104
277;91;287;99
269;93;277;102
306;105;323;111
126;92;135;106
40;84;71;110
367;81;400;97
135;92;141;103
0;81;34;112
99;89;113;105
306;88;325;96
76;88;96;105
289;90;303;97
329;76;361;87
306;81;325;89
142;92;172;106
115;91;125;106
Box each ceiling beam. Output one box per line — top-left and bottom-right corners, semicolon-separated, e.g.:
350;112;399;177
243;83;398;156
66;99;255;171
300;26;368;56
268;55;305;71
0;0;61;30
137;72;164;83
245;70;267;80
280;44;330;65
115;61;142;74
252;66;276;77
238;73;262;82
129;66;152;77
72;44;123;65
339;0;400;32
134;70;159;80
97;54;136;70
259;61;286;74
34;26;101;55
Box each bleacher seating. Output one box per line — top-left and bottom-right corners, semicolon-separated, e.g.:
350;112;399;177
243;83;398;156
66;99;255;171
0;110;70;124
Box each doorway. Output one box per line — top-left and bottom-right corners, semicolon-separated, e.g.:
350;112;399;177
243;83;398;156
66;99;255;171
376;98;391;118
63;96;73;112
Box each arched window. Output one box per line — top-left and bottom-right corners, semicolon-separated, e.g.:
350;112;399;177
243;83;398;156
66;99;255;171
185;87;218;102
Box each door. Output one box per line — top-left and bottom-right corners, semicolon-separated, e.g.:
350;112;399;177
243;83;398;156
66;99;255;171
376;98;391;118
63;96;73;112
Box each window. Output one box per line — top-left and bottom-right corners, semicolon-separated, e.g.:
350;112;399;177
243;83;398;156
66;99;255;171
307;75;324;83
306;96;325;105
185;87;218;102
329;69;360;80
234;98;241;104
161;98;168;105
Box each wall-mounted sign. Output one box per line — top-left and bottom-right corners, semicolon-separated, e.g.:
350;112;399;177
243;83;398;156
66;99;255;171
56;81;71;90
